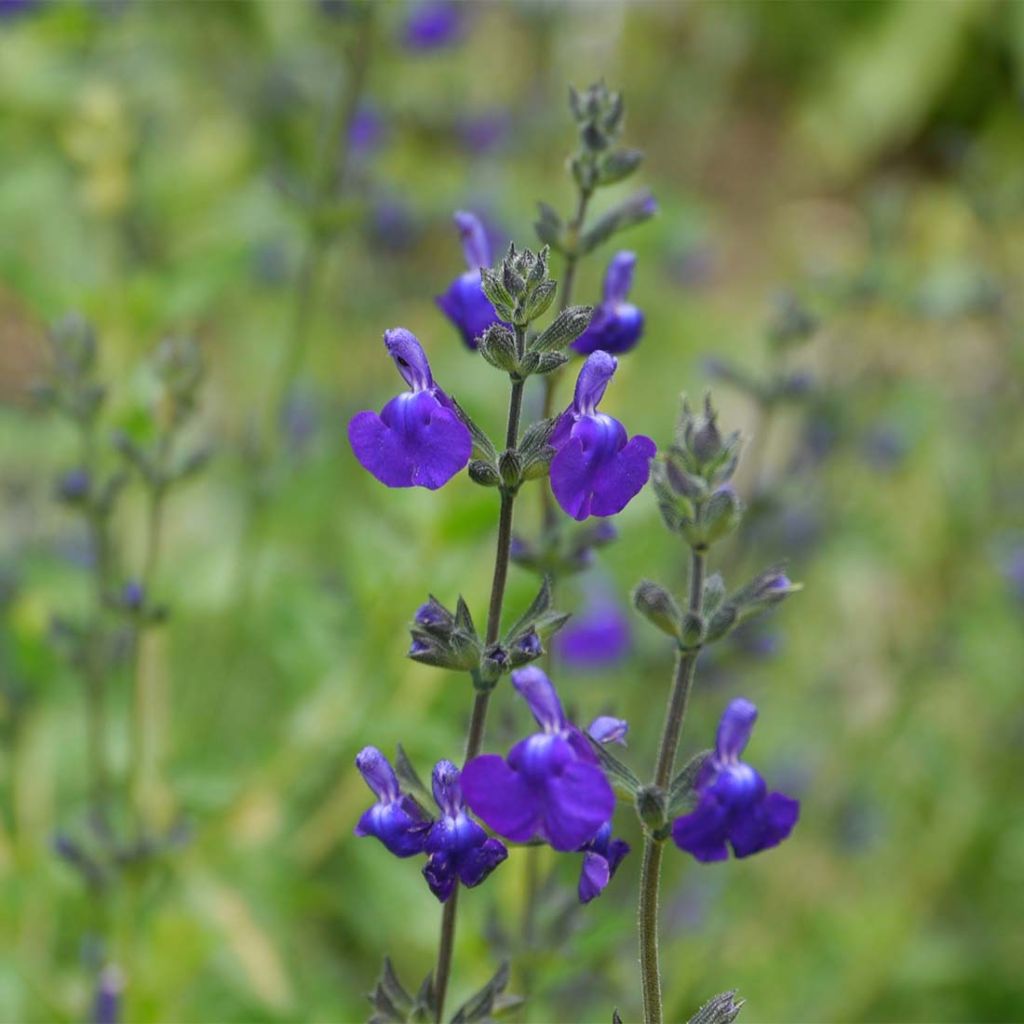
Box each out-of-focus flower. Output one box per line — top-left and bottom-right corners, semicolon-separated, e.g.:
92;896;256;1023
435;211;505;349
462;667;616;851
457;110;511;156
577;822;630;903
549;351;655;520
422;760;507;902
401;1;466;51
348;104;387;159
672;699;799;862
348;328;471;489
354;746;431;857
555;590;631;669
572;252;644;355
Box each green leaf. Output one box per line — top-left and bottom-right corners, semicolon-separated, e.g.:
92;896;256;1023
587;735;642;797
667;749;713;817
450;398;497;462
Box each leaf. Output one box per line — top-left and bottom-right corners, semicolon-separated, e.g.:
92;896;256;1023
504;575;553;641
394;745;431;804
450;397;497;462
587;735;641;797
367;957;413;1022
667;749;713;817
449;961;517;1023
687;990;744;1024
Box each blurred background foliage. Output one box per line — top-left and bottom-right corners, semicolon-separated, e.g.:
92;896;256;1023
1;2;1023;1022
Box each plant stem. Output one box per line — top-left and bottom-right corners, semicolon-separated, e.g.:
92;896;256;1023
433;345;527;1024
638;548;706;1024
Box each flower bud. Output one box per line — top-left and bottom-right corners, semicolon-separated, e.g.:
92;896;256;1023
680;612;705;650
468;460;500;487
498;449;523;490
509;628;543;668
477;643;510;688
635;784;667;833
632;580;681;639
703;486;743;544
478;324;519;374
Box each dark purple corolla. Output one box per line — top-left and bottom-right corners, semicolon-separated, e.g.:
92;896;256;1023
577;822;630;903
572;252;645;355
348;328;471;489
435;211;504;349
549;351;656;521
354;746;431;857
672;699;799;863
461;667;615;851
401;0;465;50
422;760;507;902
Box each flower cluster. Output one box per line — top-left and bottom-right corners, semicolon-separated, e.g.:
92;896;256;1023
354;747;507;903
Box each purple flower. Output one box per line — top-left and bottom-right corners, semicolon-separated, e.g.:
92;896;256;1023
348;328;472;489
348;104;386;158
57;467;91;504
587;716;628;745
401;1;466;50
462;667;615;852
577;822;630;904
422;760;507;902
572;252;645;355
672;699;799;863
549;352;656;520
556;590;632;669
354;746;431;857
92;965;123;1024
435;211;504;349
121;580;145;612
458;111;511;156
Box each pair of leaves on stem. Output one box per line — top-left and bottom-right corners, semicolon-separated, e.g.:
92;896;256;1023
369;958;521;1024
609;991;744;1024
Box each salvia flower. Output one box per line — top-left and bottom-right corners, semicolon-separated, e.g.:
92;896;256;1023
549;351;656;520
461;667;615;851
422;760;507;902
348;328;471;489
435;211;504;349
672;699;799;862
556;589;632;669
572;252;645;355
577;822;630;904
401;1;465;51
354;746;431;857
587;715;628;745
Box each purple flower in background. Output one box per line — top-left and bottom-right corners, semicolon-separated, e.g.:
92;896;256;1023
0;0;34;18
401;1;466;50
556;590;632;669
577;822;630;904
354;746;431;857
462;667;615;851
587;715;628;745
572;252;645;355
458;110;511;156
348;104;386;158
672;699;799;863
57;467;91;504
366;197;419;254
435;211;504;349
422;760;508;902
92;965;123;1024
348;328;472;489
549;351;656;520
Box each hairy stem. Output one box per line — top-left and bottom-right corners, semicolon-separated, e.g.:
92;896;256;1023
434;349;527;1023
638;548;706;1024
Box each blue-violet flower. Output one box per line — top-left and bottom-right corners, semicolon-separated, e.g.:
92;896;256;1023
461;667;615;851
572;251;645;355
422;760;508;902
672;698;799;862
354;746;431;857
577;822;630;903
348;328;472;489
435;211;504;349
549;351;656;520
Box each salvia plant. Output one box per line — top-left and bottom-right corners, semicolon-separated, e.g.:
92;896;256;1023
348;83;801;1024
36;314;207;1022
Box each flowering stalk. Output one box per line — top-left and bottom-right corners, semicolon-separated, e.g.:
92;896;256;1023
433;323;526;1024
627;396;802;1022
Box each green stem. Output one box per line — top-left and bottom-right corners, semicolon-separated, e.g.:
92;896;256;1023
638;548;706;1024
433;343;526;1024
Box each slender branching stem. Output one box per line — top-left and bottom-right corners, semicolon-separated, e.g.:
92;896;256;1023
434;331;528;1024
638;548;706;1024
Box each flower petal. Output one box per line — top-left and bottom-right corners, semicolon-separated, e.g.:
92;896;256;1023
716;698;758;762
572;351;618;416
672;795;731;863
354;746;399;803
457;837;508;888
461;754;539;842
578;850;611;904
603;251;637;305
384;328;432;391
454;210;491;269
435;270;500;349
587;715;629;745
542;760;615;851
511;666;566;732
588;434;656;517
423;850;457;902
729;792;800;858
